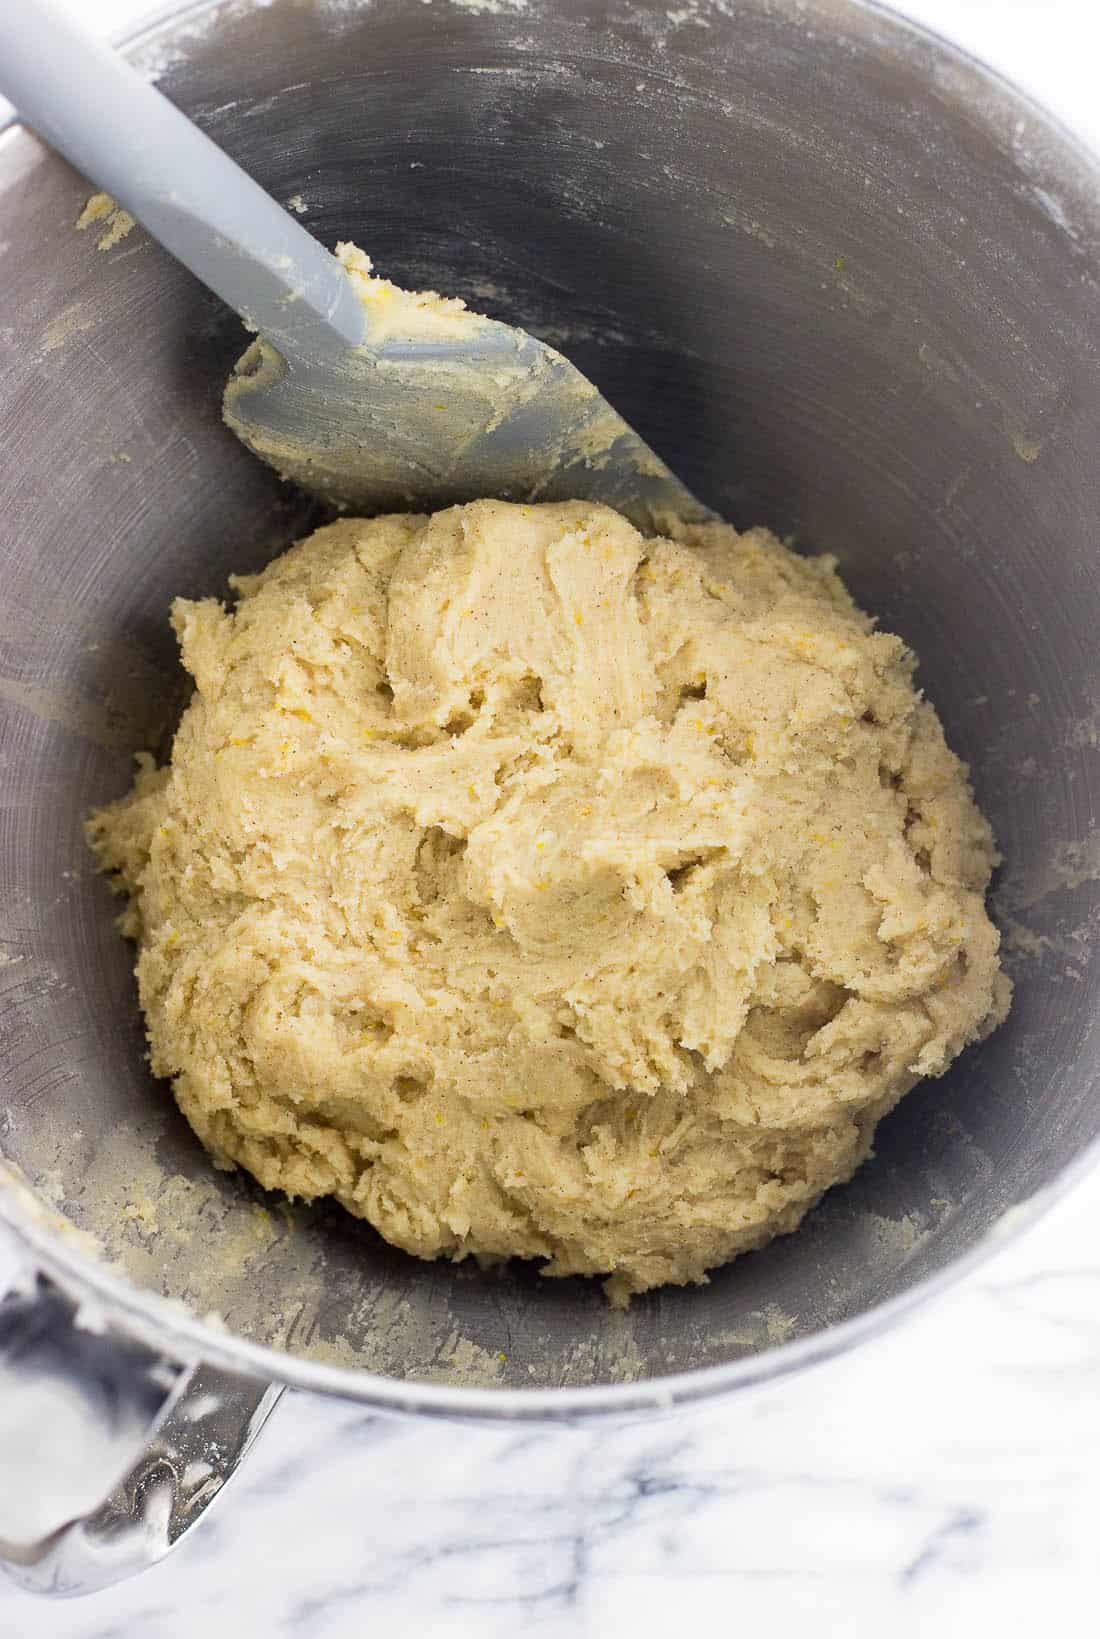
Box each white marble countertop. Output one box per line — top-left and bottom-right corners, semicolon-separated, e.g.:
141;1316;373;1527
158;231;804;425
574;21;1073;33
3;0;1100;1633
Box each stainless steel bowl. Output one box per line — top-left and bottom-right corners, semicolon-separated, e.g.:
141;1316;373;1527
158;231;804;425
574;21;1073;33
1;0;1098;1595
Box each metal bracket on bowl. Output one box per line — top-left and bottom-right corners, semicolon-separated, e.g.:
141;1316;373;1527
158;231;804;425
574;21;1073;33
0;1250;283;1597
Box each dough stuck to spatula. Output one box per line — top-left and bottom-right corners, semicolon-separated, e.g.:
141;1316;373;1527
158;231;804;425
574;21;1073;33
89;499;1009;1303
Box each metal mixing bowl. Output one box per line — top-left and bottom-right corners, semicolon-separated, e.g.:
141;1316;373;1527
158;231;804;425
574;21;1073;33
1;0;1099;1592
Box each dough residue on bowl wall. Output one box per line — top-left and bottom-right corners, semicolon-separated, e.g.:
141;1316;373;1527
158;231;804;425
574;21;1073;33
75;191;136;253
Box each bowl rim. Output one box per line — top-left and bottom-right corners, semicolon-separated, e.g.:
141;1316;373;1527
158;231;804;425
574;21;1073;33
2;0;1099;1419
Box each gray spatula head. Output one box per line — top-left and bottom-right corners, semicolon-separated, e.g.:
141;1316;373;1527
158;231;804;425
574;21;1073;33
1;1;710;536
223;249;713;534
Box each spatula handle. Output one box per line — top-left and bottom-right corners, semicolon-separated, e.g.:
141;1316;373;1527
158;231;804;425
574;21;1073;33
0;0;364;357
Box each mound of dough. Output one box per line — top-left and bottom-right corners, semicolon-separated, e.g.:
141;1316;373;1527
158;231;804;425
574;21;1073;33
89;500;1010;1303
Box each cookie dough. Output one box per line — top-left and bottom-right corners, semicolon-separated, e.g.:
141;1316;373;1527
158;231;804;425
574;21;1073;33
88;500;1010;1303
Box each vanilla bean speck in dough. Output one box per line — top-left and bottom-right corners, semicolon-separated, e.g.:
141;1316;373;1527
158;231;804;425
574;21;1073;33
88;500;1010;1303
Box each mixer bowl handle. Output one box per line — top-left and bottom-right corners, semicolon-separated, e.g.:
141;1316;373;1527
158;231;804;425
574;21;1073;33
0;1244;282;1597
